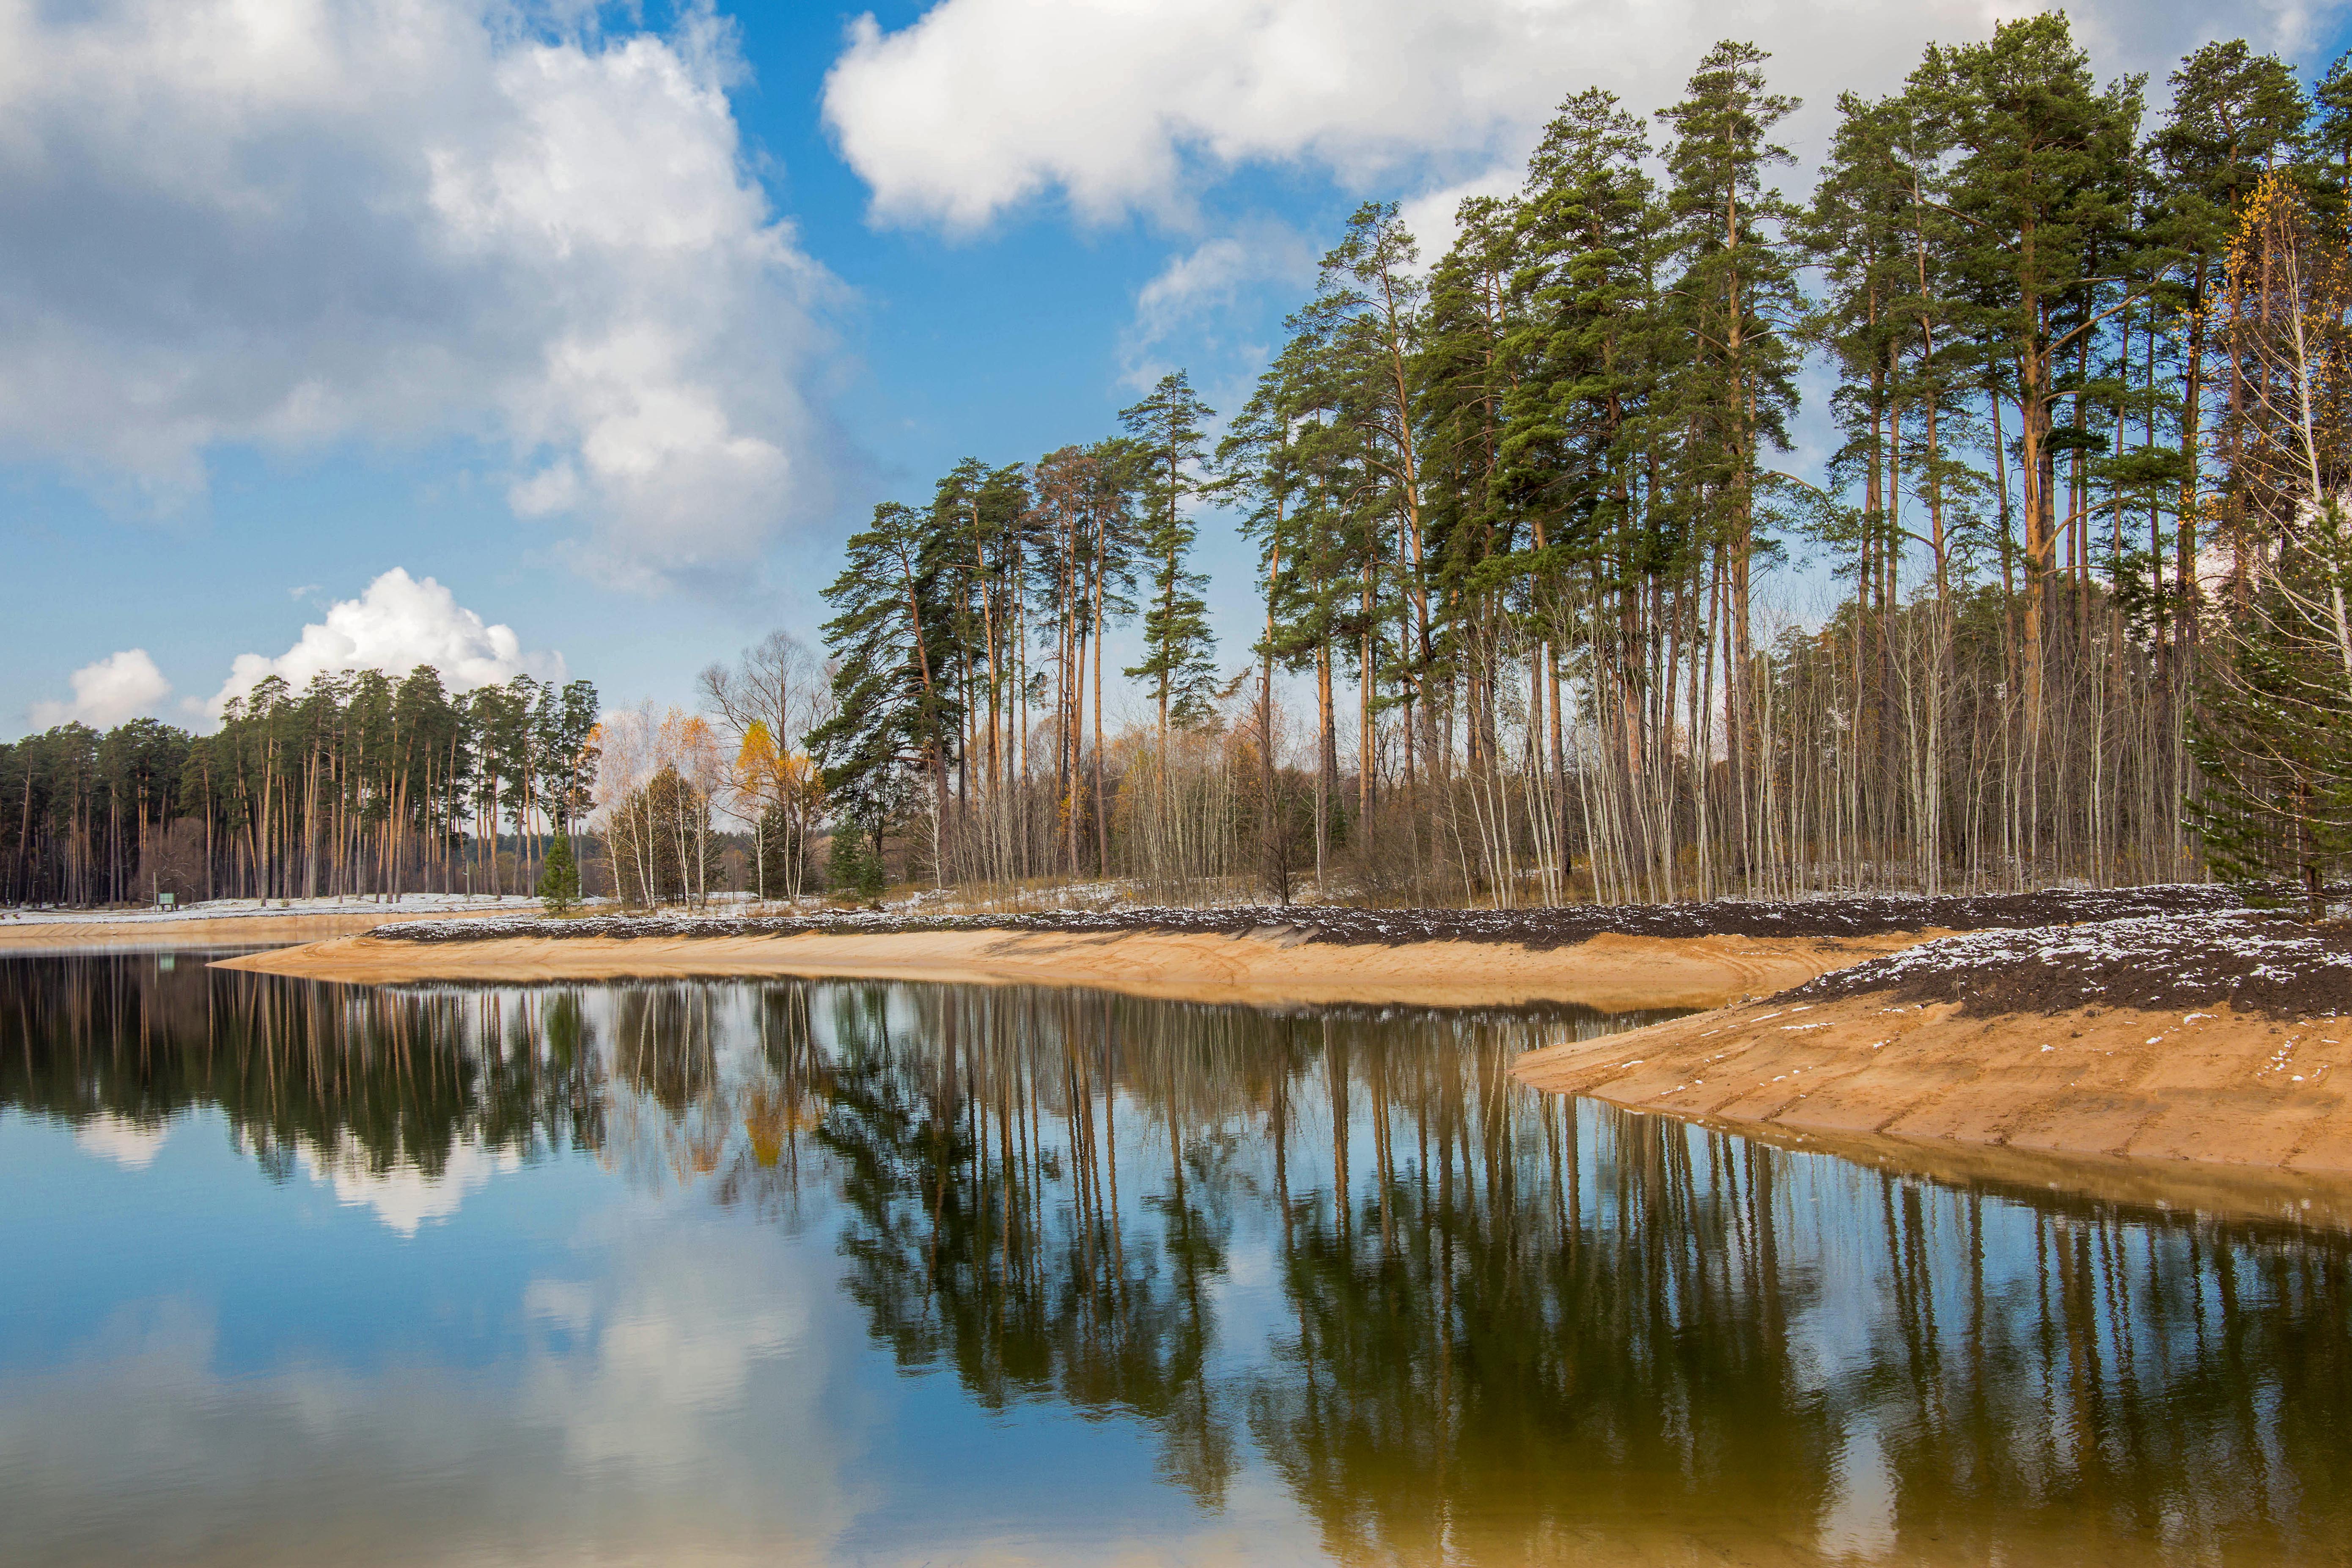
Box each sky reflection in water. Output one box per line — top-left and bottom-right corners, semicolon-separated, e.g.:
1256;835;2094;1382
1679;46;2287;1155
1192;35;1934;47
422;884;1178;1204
1;952;2347;1567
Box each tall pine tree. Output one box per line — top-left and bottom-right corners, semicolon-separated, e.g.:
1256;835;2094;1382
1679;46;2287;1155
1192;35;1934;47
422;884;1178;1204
1120;371;1220;737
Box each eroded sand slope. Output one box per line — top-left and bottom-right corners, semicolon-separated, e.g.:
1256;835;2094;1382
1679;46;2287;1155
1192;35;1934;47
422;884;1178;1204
1516;992;2352;1173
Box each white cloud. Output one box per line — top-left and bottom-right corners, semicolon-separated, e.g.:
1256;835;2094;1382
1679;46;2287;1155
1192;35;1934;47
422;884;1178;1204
0;0;838;590
0;1229;858;1564
1397;164;1528;275
208;568;564;718
74;1114;173;1170
1135;239;1263;341
293;1134;519;1236
825;0;2348;232
27;650;173;730
1121;222;1315;388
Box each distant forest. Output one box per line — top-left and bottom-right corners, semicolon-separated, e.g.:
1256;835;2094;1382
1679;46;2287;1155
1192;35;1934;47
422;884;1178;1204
9;16;2352;911
0;672;598;907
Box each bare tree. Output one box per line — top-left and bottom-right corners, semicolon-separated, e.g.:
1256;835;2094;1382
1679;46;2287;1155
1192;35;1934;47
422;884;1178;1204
700;632;836;902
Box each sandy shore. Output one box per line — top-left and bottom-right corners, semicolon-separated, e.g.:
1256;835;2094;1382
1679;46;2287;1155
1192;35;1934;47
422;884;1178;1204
205;911;2352;1213
214;925;1945;1011
0;906;520;950
1515;989;2352;1181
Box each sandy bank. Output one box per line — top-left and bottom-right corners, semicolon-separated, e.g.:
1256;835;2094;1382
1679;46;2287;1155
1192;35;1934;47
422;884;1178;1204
0;906;519;951
213;925;1944;1011
1514;989;2352;1182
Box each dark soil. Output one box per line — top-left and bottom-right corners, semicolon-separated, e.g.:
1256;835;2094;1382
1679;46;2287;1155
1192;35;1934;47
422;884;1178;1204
1788;912;2352;1019
374;884;2243;951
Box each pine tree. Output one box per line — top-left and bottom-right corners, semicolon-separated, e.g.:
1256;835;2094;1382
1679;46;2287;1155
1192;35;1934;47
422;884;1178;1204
2311;51;2352;216
1226;319;1356;879
1502;87;1658;548
810;502;956;856
1418;194;1520;729
826;822;886;901
536;829;580;916
1656;40;1805;872
1120;371;1219;737
2153;41;2309;626
1920;15;2146;733
1215;336;1322;895
2186;171;2352;914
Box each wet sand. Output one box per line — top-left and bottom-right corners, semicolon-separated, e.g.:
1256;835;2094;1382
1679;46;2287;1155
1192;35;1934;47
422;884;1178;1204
1515;989;2352;1178
214;925;1943;1011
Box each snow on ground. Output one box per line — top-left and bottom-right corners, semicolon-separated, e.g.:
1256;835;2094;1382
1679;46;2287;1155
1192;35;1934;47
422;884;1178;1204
369;884;2253;951
1793;911;2352;1017
0;894;606;926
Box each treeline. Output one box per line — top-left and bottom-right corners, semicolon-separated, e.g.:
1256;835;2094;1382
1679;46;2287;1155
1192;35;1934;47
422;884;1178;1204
0;670;599;906
15;18;2346;914
807;16;2352;906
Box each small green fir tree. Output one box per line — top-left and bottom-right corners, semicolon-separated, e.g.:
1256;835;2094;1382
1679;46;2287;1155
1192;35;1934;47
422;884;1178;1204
826;824;886;900
537;832;581;916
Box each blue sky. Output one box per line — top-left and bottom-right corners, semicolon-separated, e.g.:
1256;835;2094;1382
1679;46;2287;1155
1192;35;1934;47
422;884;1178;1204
7;0;2351;737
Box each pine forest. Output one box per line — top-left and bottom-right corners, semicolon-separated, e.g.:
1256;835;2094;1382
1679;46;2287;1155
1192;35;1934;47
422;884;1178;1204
8;16;2352;913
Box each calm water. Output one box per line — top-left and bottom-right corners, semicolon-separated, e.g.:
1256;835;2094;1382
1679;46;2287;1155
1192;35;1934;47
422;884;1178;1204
2;954;2348;1567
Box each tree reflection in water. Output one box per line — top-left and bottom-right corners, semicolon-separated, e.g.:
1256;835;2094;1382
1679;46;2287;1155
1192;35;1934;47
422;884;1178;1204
4;953;2347;1564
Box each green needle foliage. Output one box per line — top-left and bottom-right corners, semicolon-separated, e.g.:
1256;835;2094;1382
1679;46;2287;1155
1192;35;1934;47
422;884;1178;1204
27;23;2352;913
536;831;580;916
826;823;887;901
1120;371;1220;739
2188;172;2352;914
3;670;599;906
768;21;2352;905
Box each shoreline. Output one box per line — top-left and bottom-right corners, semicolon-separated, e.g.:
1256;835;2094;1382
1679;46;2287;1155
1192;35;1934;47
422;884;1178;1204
1509;908;2352;1200
186;898;2352;1211
1513;986;2351;1184
212;925;1943;1011
0;905;523;950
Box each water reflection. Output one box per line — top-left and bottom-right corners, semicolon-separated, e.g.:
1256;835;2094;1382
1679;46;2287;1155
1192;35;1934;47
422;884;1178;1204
3;953;2347;1565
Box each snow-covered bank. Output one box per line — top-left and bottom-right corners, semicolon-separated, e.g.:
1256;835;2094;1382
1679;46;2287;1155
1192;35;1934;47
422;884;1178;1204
0;893;572;927
364;883;2241;949
0;895;544;948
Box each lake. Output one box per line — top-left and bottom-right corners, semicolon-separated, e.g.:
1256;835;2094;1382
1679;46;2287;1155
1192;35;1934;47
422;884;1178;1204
3;950;2347;1565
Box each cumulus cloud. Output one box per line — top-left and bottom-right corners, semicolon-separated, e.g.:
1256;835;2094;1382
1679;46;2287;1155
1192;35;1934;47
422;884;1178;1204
1398;165;1530;275
27;649;173;730
0;0;837;590
208;568;564;718
1121;221;1314;387
825;0;2347;232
